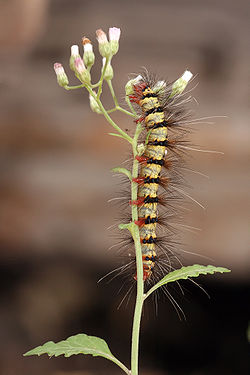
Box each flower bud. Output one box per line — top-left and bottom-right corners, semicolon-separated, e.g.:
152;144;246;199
170;70;193;97
96;29;111;58
102;58;113;81
74;57;91;84
82;37;95;68
109;27;121;56
125;75;142;96
89;91;102;114
69;45;80;71
53;63;69;87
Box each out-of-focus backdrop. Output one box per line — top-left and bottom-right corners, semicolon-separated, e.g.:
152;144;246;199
0;0;249;374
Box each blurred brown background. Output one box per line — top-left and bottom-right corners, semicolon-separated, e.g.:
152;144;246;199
0;0;249;374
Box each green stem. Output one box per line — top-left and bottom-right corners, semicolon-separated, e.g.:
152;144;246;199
79;73;144;374
106;106;137;118
107;80;119;107
97;58;109;99
105;355;131;375
86;86;133;144
91;82;100;88
126;96;137;116
65;84;85;90
117;106;137;118
106;106;136;118
107;107;117;114
107;80;137;118
130;124;144;375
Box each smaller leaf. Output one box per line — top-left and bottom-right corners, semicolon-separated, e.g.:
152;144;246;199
145;265;231;299
112;167;132;181
23;334;130;374
23;334;112;358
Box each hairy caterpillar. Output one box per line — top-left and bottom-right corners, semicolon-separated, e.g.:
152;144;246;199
105;70;207;311
127;71;195;285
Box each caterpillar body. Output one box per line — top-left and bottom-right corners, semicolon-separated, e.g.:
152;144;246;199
128;73;192;284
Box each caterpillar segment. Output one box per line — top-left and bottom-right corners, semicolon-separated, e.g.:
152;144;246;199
130;83;168;281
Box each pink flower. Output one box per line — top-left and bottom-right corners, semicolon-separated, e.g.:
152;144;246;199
109;27;121;42
96;29;108;44
53;63;69;87
74;57;86;73
96;27;121;57
54;63;64;75
74;57;90;84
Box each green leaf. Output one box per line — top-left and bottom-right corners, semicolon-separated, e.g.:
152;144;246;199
24;333;130;374
112;167;132;181
23;334;111;358
145;264;231;299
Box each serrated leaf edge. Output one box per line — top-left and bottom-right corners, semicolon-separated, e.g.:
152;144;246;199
23;334;130;374
145;264;231;299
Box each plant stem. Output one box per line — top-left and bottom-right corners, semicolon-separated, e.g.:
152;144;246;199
105;355;131;375
97;58;109;99
130;125;144;375
65;84;85;90
107;107;118;114
107;106;137;118
107;80;119;107
117;106;137;118
86;76;144;374
126;96;137;116
107;80;137;118
85;85;133;144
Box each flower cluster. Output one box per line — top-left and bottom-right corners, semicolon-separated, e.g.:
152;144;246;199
53;27;121;88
